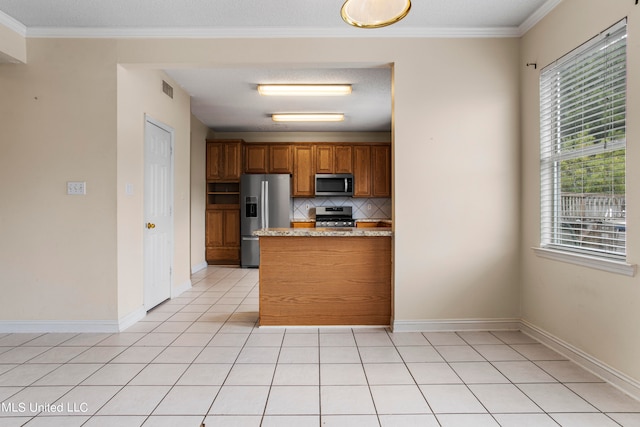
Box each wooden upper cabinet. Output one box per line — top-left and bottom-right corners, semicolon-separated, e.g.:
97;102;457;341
334;146;353;173
223;142;242;180
244;144;292;174
316;145;353;174
207;143;223;180
372;145;391;197
315;145;334;174
207;140;242;181
293;145;315;197
269;145;293;174
353;145;372;197
244;144;269;174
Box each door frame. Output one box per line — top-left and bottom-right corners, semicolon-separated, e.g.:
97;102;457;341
143;114;175;310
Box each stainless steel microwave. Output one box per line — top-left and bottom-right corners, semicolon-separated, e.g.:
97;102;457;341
315;174;354;197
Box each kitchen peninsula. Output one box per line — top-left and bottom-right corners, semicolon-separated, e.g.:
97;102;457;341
254;227;392;326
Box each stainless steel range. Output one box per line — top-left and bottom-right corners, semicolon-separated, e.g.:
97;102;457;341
315;206;355;228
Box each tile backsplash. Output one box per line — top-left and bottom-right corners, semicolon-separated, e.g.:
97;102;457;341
292;197;391;220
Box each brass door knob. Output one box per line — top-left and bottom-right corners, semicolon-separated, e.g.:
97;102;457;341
146;223;156;229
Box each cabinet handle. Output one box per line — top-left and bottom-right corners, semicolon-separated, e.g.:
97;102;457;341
146;223;156;229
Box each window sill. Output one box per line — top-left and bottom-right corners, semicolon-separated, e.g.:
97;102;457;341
532;247;636;277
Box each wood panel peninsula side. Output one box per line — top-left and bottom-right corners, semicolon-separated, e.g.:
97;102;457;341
254;228;393;326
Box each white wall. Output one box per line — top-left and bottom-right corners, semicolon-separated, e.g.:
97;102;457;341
520;0;640;383
0;39;119;324
393;39;521;325
0;35;520;334
117;36;522;325
117;66;192;319
190;114;209;272
0;39;193;328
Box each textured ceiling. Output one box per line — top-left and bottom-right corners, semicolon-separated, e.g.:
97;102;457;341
0;0;558;132
0;0;554;36
165;67;393;132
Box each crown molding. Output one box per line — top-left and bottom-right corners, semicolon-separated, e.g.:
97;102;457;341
0;9;26;36
519;0;563;36
8;0;563;41
25;25;522;39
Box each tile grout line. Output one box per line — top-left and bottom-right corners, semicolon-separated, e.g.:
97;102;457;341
2;267;639;425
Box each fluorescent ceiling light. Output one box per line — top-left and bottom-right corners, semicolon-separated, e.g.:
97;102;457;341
272;113;345;122
341;0;411;28
258;84;352;96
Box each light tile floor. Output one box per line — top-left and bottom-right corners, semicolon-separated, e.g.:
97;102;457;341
1;266;639;426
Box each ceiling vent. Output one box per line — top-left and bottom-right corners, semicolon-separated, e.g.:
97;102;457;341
162;80;174;99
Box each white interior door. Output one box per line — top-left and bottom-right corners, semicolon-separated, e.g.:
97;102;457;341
143;117;174;310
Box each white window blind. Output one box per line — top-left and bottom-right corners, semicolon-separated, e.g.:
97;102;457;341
540;19;627;260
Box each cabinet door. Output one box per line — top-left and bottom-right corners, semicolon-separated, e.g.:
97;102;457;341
206;143;222;180
206;208;240;264
293;145;315;197
223;209;240;246
372;145;391;197
222;142;242;180
353;146;371;197
334;145;353;173
205;210;224;247
245;145;269;174
269;145;293;174
315;145;334;173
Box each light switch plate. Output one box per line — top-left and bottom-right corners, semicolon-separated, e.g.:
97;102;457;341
67;181;86;195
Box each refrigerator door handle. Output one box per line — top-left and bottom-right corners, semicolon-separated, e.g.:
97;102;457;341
264;180;270;228
242;236;259;241
260;181;266;229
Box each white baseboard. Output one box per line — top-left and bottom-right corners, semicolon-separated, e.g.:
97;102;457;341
0;307;148;333
0;279;194;334
191;261;208;274
520;320;640;401
172;279;192;298
117;306;147;332
0;320;120;333
392;318;522;332
392;317;640;402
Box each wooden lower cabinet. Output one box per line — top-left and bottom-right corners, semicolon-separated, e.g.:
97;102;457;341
206;208;240;264
291;221;315;228
258;236;391;326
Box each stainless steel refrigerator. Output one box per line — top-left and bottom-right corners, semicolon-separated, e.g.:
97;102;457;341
240;174;292;267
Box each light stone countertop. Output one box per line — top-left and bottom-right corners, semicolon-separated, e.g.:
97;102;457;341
254;227;392;237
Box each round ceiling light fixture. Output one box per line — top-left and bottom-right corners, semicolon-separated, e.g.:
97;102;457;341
341;0;411;28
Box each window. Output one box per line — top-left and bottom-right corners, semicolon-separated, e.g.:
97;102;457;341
540;20;627;261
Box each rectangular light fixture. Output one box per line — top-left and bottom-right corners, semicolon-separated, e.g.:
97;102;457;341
272;113;345;122
258;84;352;96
